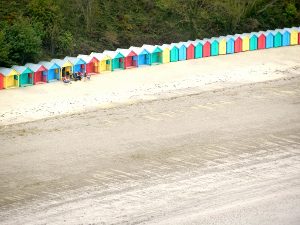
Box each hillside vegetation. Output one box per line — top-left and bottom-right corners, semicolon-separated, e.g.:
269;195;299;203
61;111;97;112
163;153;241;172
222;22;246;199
0;0;299;67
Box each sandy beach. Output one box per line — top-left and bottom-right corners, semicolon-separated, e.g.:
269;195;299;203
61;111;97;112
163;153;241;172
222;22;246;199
0;45;299;126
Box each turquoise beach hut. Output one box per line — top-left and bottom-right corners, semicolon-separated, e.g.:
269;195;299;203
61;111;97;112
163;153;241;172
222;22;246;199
64;57;86;73
209;38;219;56
12;66;34;87
226;35;235;54
176;42;187;61
249;32;258;50
265;30;274;48
103;50;125;71
142;44;163;65
129;46;151;67
272;30;282;47
193;40;203;59
169;43;179;62
39;61;61;82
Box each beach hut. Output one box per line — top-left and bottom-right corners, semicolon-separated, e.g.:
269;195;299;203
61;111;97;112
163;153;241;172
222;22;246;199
183;42;195;60
288;27;298;45
279;29;290;46
209;38;219;56
169;43;179;62
103;50;125;71
0;67;19;89
64;57;86;74
51;58;73;78
90;52;112;72
265;31;274;49
194;40;203;58
77;54;99;74
142;44;163;64
249;32;258;50
241;34;250;51
160;44;171;63
217;36;226;55
25;63;47;84
257;32;266;49
39;61;61;82
297;27;300;44
129;47;151;67
116;48;138;69
233;34;243;53
12;66;33;87
176;42;187;61
226;35;235;54
203;39;211;57
272;30;282;48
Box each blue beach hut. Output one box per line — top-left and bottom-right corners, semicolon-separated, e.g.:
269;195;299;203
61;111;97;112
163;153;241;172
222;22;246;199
129;46;151;67
265;30;274;48
272;30;282;47
64;57;86;73
226;35;235;54
39;61;61;82
209;38;219;56
176;42;187;61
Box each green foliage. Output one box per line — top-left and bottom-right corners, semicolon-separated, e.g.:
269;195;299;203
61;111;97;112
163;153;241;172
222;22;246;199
0;0;299;67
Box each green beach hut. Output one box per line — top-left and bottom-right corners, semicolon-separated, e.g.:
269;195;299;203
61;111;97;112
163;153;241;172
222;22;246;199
209;38;219;56
12;66;34;87
169;43;179;62
272;30;282;47
103;50;125;71
193;40;203;59
249;32;258;51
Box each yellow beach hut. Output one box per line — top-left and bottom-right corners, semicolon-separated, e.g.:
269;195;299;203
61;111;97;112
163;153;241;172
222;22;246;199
241;33;250;51
160;44;171;63
217;36;226;55
90;52;112;73
51;58;73;79
289;27;299;45
0;67;19;89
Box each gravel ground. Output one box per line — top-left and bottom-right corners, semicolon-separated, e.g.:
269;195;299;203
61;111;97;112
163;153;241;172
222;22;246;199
0;73;300;224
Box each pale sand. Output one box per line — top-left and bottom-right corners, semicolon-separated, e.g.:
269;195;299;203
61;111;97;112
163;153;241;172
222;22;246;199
0;46;299;126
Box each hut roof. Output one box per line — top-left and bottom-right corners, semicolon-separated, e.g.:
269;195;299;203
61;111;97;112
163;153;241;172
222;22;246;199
0;67;18;76
129;46;149;55
103;50;124;59
51;59;72;67
38;61;60;70
64;56;85;65
142;44;162;53
116;48;136;57
25;63;45;72
12;66;33;74
77;54;94;63
90;52;111;61
159;44;171;50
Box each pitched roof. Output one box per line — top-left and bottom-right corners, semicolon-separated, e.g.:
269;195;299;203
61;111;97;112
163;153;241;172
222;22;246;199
12;66;33;74
129;46;149;55
116;48;136;57
90;52;111;61
142;44;162;53
38;61;60;70
25;63;45;72
0;67;18;76
64;56;85;65
77;54;94;63
103;50;124;58
51;58;72;67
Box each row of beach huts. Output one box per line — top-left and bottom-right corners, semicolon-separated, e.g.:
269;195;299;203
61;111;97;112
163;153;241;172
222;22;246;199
0;27;299;90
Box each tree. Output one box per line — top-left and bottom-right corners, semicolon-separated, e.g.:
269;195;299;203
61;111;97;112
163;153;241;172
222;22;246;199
4;17;42;65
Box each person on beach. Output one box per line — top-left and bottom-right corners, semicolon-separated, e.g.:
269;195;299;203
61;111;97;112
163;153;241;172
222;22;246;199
63;75;71;84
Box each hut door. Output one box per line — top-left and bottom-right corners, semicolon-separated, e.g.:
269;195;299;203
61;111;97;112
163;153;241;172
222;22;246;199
146;54;150;65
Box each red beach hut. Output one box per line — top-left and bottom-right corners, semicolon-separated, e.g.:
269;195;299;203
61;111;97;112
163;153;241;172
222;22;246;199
233;35;243;53
257;32;266;49
202;39;211;57
117;48;138;69
77;54;99;74
25;63;47;84
185;41;195;60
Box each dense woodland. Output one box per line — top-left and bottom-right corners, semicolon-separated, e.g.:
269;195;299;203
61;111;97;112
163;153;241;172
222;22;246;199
0;0;299;67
